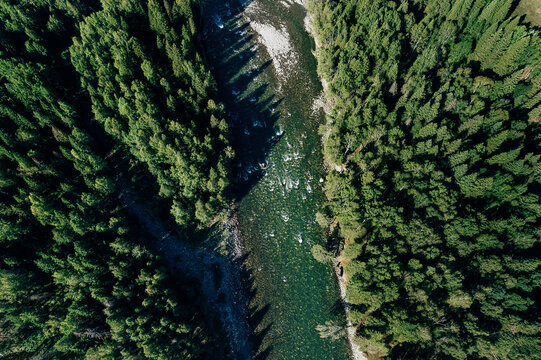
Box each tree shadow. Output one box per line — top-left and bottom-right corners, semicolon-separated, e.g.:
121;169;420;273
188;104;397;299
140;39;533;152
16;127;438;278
253;344;274;360
234;250;273;359
331;298;346;317
201;0;284;203
219;248;273;360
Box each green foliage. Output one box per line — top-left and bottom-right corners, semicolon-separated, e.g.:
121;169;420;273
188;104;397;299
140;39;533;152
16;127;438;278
0;0;224;358
316;321;346;341
69;0;233;228
311;244;333;264
309;0;541;358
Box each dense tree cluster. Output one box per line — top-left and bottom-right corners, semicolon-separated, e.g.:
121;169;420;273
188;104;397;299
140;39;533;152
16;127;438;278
309;0;541;358
70;0;234;227
1;0;226;358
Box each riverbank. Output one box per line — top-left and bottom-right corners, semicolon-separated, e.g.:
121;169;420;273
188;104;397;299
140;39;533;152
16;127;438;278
202;0;350;358
303;4;367;360
116;174;253;359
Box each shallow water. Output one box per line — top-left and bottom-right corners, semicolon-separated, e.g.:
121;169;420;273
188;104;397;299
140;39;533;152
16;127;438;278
203;1;349;359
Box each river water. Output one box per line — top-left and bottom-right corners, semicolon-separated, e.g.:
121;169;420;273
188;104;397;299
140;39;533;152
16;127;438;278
202;1;350;359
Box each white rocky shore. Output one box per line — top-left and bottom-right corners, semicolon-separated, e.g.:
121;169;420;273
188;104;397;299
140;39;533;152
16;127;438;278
245;1;298;83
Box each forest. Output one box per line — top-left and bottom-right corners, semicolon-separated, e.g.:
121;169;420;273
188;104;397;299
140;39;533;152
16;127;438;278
309;0;540;358
2;0;541;358
0;0;229;358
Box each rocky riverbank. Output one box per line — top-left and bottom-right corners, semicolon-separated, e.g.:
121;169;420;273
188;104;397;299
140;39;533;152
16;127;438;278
303;3;368;360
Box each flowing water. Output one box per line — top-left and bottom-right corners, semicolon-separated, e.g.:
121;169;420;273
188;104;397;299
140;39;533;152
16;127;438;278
203;1;350;359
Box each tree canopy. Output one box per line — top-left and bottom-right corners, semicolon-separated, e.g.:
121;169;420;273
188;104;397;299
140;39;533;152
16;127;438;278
70;0;234;227
0;0;228;358
310;0;541;358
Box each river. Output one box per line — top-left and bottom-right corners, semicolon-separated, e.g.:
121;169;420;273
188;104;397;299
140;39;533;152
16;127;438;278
202;1;350;359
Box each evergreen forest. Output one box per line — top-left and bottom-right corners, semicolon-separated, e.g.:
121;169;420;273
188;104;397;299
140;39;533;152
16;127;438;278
310;0;540;358
1;0;540;359
0;0;229;358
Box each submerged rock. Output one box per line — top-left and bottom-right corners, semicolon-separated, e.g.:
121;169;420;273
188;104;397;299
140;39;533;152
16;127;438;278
213;15;224;28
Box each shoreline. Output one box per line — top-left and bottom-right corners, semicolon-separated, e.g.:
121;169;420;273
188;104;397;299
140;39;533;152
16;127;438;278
203;0;358;357
115;175;252;359
219;205;254;359
303;4;367;360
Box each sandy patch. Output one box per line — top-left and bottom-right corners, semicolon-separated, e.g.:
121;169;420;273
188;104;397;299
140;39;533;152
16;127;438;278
280;0;306;8
249;21;297;81
281;0;292;8
311;91;329;115
246;2;298;82
293;0;307;7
